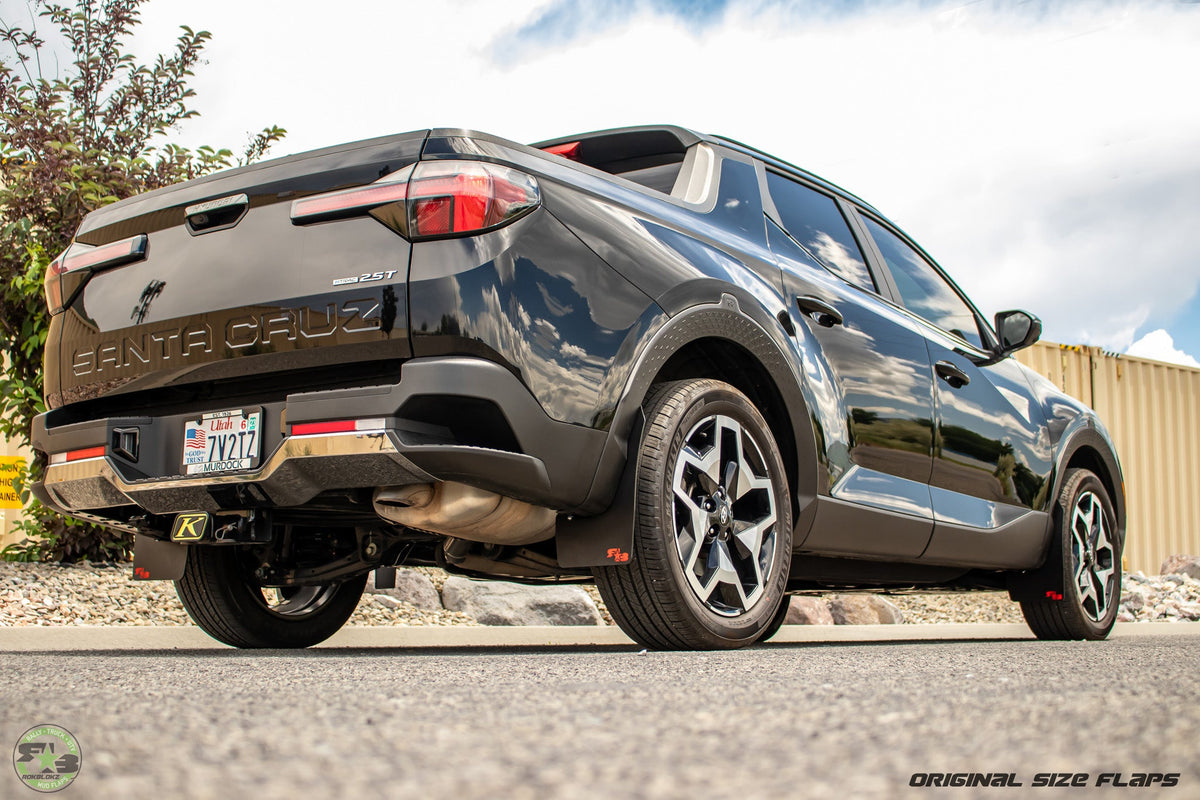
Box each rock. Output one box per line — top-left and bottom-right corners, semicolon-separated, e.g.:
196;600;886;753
442;577;604;626
1121;592;1145;612
783;596;834;625
367;568;442;610
1160;555;1200;580
827;594;905;625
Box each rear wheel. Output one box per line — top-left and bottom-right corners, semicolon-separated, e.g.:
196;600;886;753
175;546;366;648
1020;468;1121;640
594;379;792;650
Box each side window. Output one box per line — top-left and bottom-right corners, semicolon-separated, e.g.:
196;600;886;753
861;216;984;349
766;172;876;292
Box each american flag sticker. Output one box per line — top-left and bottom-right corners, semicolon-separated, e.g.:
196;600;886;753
185;428;207;450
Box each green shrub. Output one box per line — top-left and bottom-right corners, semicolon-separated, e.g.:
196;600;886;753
1;0;285;561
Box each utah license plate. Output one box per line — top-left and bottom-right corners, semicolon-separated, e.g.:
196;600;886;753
182;408;262;475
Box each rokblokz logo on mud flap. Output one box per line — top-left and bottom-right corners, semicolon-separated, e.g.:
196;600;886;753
12;724;81;793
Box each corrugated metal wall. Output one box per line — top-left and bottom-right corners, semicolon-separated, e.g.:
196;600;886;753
1015;342;1200;574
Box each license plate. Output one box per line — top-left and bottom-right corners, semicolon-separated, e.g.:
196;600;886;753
182;408;262;475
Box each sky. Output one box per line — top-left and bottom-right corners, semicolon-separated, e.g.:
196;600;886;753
5;0;1200;365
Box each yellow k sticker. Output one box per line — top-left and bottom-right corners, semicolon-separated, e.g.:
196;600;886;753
170;512;210;542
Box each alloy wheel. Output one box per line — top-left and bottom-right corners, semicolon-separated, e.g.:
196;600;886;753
1070;490;1116;622
671;414;778;616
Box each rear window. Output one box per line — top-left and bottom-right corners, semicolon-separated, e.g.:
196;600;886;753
766;171;875;292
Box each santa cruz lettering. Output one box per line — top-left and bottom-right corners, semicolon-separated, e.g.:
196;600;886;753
70;299;381;376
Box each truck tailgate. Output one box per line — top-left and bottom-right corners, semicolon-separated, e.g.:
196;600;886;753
48;131;428;411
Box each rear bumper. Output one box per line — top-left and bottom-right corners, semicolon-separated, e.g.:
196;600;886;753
33;357;611;530
37;430;431;522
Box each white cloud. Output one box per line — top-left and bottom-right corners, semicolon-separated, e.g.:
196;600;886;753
1125;329;1200;368
61;1;1200;352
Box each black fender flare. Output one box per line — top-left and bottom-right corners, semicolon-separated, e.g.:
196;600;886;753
557;288;821;567
1007;418;1125;601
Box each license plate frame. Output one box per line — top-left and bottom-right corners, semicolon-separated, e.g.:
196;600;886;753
182;407;263;475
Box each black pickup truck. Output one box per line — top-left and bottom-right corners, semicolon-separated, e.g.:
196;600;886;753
32;125;1125;649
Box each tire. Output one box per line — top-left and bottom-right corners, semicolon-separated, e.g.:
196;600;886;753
1020;468;1121;640
594;379;792;650
758;594;792;642
175;546;366;648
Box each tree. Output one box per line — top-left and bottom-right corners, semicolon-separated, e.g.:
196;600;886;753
0;0;285;561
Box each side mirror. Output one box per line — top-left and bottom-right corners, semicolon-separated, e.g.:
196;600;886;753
994;310;1042;355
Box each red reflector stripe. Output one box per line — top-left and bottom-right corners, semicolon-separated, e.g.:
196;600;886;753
542;141;581;160
66;446;106;462
291;420;357;435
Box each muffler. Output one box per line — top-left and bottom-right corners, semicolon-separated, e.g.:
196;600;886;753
373;482;556;545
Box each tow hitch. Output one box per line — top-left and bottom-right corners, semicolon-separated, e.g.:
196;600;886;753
168;510;272;544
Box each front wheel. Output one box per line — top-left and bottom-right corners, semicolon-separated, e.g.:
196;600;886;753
175;546;366;648
1020;468;1121;640
758;593;793;642
594;379;793;650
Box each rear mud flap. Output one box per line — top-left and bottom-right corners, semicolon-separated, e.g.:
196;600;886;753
133;533;188;581
555;413;643;568
1007;514;1064;602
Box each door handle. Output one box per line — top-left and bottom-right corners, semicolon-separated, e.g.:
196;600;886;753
795;296;844;328
934;360;971;389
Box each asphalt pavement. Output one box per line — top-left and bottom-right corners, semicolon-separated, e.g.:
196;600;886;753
1;625;1197;799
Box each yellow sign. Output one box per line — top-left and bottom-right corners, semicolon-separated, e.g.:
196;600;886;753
0;456;26;510
170;512;210;542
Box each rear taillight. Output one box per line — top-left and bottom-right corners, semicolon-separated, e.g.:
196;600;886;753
44;251;67;314
44;234;148;314
288;165;414;223
290;161;539;240
405;162;539;238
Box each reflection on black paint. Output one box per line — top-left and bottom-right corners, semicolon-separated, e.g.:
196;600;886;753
381;286;398;335
130;280;166;325
409;210;655;427
929;347;1051;510
770;219;935;486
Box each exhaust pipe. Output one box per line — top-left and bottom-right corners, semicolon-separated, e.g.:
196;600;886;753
373;482;556;545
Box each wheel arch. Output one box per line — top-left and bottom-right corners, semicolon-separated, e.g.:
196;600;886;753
651;336;801;520
1007;420;1126;602
1053;424;1126;540
609;292;819;512
557;292;823;568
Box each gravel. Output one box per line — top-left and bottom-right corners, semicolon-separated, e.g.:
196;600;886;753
0;562;477;628
1;561;1196;628
1118;571;1200;622
884;591;1026;624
